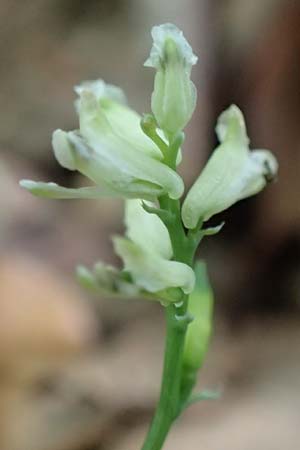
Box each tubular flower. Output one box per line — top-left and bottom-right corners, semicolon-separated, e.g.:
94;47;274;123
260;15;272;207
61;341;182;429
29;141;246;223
145;23;198;136
20;80;184;201
77;200;195;303
182;105;278;229
113;200;195;296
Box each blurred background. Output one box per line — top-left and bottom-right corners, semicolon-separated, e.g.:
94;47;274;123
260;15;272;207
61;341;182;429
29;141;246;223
0;0;300;449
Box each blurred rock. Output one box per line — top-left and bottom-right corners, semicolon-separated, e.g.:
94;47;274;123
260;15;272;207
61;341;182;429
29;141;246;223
0;253;97;378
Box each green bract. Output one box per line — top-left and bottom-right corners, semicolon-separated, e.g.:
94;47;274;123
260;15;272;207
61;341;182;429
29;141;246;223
183;261;213;371
182;105;278;229
113;200;195;295
145;23;198;136
20;80;184;201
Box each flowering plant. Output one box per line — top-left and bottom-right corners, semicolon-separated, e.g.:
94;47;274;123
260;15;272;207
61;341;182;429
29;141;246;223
20;23;277;450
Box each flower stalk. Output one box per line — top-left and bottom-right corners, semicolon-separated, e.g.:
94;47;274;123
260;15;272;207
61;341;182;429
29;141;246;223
19;22;278;450
141;198;194;450
141;303;190;450
141;135;207;450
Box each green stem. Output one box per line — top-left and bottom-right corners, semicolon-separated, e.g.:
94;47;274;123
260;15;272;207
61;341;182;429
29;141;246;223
140;123;198;450
141;303;189;450
141;196;195;450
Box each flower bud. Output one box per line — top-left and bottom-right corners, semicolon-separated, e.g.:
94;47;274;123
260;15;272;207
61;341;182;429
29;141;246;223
182;105;278;229
145;23;198;135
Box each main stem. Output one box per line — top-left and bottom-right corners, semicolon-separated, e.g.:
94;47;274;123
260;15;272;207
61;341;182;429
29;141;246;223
141;197;195;450
141;302;188;450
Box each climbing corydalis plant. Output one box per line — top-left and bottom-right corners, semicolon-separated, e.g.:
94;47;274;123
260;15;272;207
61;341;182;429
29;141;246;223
20;23;278;450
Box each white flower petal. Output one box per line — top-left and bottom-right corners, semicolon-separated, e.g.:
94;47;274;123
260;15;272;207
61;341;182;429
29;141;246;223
74;94;184;199
144;23;198;69
74;79;127;106
125;200;173;259
52;129;77;170
76;80;163;160
113;237;195;294
215;104;248;145
19;180;117;199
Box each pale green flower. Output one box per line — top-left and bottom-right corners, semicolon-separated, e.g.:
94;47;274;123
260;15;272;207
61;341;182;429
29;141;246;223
77;200;195;302
113;200;195;295
74;79;162;160
145;23;198;136
113;237;195;295
182;105;278;229
20;80;183;201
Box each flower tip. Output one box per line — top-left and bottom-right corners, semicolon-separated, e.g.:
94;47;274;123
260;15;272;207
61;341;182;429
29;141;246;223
52;129;77;171
215;104;248;144
145;23;198;134
19;179;33;190
168;174;185;200
76;265;98;292
78;89;99;113
76;264;92;280
145;23;198;69
253;149;278;182
266;153;278;180
74;80;103;97
74;79;127;105
19;180;61;198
